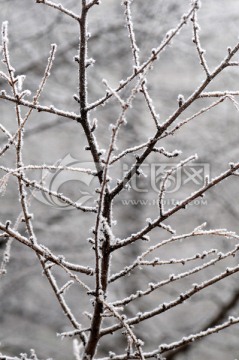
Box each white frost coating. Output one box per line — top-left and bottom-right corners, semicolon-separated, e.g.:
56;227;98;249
1;0;239;359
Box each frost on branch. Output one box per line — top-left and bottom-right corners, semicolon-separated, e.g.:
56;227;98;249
1;0;239;359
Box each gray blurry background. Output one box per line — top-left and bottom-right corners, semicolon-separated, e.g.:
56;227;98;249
1;1;239;359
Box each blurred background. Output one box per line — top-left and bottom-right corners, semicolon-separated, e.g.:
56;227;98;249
1;0;239;359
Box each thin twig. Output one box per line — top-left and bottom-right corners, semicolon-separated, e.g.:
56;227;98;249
86;1;197;112
36;0;80;21
111;160;239;251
